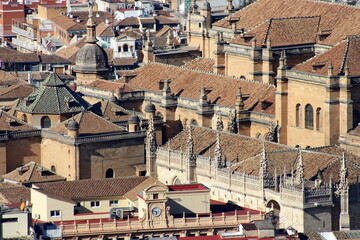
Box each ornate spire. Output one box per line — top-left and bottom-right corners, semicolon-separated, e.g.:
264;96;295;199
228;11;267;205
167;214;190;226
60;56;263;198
339;153;349;191
260;142;268;179
279;50;287;69
227;110;236;133
296;150;304;185
214;131;222;168
187;126;196;166
86;0;97;43
147;117;157;154
216;112;224;131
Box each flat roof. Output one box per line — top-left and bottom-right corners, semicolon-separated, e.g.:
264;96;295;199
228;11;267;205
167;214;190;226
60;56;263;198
167;184;208;191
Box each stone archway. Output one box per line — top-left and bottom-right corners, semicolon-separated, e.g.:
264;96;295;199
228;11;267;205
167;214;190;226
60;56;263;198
266;200;280;216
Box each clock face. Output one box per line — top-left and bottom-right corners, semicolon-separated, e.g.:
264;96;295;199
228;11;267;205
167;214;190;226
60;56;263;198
152;207;161;217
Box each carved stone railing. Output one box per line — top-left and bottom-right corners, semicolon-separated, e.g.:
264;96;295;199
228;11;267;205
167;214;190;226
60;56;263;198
61;212;264;236
0;130;41;141
42;130;146;145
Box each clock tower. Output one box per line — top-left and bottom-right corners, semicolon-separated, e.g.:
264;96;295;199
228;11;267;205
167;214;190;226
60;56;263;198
138;185;171;227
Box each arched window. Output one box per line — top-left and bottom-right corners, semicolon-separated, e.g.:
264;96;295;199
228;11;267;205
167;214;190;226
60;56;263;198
296;104;301;127
305;104;313;129
105;168;114;178
41;116;51;128
22;114;27;123
51;165;56;172
316;108;321;130
123;44;129;52
118;46;122;52
190;119;198;126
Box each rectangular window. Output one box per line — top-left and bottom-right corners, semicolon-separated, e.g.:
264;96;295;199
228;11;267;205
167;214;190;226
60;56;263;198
50;210;61;217
90;201;100;207
109;200;118;206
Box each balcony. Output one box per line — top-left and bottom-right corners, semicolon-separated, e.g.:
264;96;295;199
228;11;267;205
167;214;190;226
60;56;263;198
12;38;36;52
12;19;36;40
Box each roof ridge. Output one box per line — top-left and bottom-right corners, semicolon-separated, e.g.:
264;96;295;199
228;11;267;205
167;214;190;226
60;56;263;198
148;61;275;87
271;15;321;21
263;18;272;45
339;37;351;75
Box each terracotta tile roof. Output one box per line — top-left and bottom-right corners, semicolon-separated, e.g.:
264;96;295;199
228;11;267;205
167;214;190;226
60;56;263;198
0;110;35;132
93;100;144;123
112;57;138;66
0;70;19;87
51;15;86;31
126;63;276;114
305;232;322;240
39;54;72;64
213;0;360;46
167;126;360;184
117;29;142;39
3;161;66;184
155;25;172;37
166;126;291;165
0;82;34;100
55;37;87;63
230;16;320;47
50;111;125;136
96;22;115;37
86;79;125;92
140;17;156;24
115;17;140;27
34;176;155;201
293;37;360;76
155;15;178;25
0;52;39;63
183;57;214;72
124;177;164;202
0;183;30;206
16;72;75;83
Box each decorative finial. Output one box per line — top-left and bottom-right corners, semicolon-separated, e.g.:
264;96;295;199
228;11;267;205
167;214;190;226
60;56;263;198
214;131;222;168
296;150;304;185
216;112;224;131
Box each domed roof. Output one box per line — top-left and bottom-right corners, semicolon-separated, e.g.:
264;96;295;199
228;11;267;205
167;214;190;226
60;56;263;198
129;115;140;124
67;119;79;131
145;102;156;113
74;43;109;73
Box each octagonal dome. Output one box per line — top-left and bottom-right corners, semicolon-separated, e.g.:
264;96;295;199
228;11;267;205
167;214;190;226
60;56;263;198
74;43;109;73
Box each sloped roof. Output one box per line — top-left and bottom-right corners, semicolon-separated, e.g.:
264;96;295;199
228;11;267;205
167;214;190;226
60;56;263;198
3;161;66;184
16;73;90;114
55;38;86;63
96;22;115;37
0;70;19;87
0;110;34;132
34;176;156;201
116;17;140;26
293;37;360;76
183;57;214;72
50;111;125;137
126;63;275;115
39;54;72;64
166;126;360;184
86;79;125;92
0;81;34;100
230;16;320;47
92;100;144;123
213;0;360;46
0;183;30;206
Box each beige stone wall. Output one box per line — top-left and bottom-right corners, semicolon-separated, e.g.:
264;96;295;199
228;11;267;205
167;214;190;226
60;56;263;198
167;190;210;214
41;138;78;180
74;196;129;214
79;139;145;179
0;142;6;176
31;188;74;222
225;53;255;79
38;5;67;20
6;137;41;173
286;77;331;147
